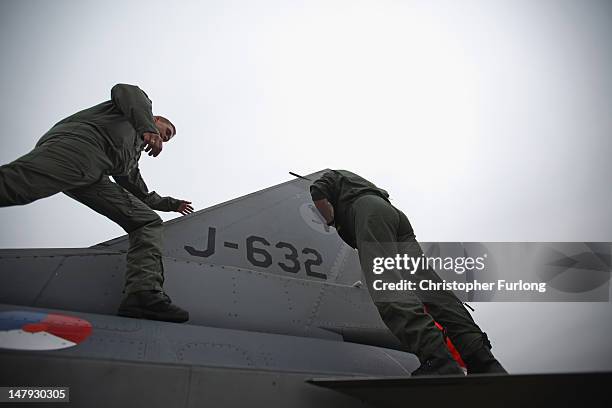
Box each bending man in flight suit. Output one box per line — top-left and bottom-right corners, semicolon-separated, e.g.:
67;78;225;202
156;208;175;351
311;169;506;375
0;84;193;323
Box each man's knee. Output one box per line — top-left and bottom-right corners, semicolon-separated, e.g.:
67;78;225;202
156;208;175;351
126;212;163;254
127;211;163;234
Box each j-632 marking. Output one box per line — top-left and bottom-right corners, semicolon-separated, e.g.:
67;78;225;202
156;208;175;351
185;227;326;280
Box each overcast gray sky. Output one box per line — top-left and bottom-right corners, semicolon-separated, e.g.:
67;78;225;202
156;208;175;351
1;0;611;374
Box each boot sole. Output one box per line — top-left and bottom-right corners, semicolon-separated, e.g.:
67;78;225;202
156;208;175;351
117;308;189;323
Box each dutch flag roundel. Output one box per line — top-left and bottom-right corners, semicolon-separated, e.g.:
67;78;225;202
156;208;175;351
0;311;92;350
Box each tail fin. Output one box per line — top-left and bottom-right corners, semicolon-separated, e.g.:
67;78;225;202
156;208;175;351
95;170;363;285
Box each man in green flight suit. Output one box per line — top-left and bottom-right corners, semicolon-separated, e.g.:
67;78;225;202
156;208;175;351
0;84;192;323
310;169;506;375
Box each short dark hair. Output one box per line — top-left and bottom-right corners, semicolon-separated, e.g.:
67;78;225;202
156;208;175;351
156;115;176;136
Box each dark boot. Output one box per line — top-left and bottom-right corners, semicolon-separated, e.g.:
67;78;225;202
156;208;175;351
412;346;465;376
463;333;507;374
118;290;189;323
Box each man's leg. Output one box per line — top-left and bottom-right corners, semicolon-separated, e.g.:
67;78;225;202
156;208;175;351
351;194;462;375
395;209;507;374
0;137;108;206
65;177;189;322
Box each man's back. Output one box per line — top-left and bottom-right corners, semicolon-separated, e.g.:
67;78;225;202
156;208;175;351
310;170;389;211
45;84;158;175
310;170;390;247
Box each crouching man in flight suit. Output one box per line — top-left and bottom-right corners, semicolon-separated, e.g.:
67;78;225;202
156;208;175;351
311;169;506;375
0;84;193;323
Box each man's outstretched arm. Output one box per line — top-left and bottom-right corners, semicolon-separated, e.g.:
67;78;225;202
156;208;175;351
114;168;194;215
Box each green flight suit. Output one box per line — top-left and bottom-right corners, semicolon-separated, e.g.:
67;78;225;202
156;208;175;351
0;84;181;294
311;170;487;362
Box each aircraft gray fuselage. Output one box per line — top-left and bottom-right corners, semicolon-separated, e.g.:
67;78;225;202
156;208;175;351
0;170;419;407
